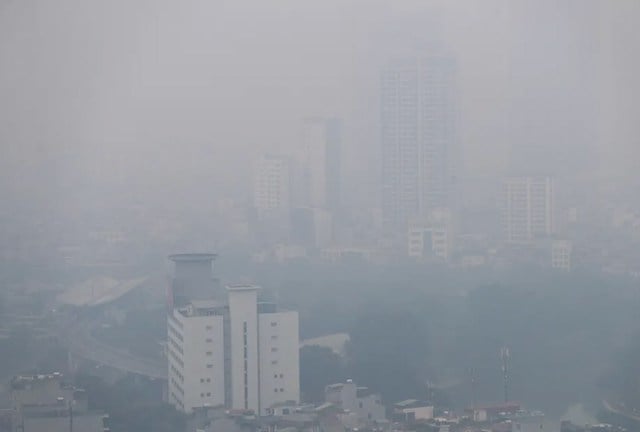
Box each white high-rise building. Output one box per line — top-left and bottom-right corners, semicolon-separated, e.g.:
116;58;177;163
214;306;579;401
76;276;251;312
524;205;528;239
502;177;555;243
253;155;291;218
167;283;299;415
167;301;227;413
381;54;457;232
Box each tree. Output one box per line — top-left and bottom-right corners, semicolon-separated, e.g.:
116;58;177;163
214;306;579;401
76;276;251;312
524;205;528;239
300;345;348;403
347;309;430;403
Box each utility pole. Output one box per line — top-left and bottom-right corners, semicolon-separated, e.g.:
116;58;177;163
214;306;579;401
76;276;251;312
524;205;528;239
500;347;510;403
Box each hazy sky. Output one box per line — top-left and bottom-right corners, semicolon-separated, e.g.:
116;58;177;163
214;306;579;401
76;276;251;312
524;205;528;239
1;0;639;211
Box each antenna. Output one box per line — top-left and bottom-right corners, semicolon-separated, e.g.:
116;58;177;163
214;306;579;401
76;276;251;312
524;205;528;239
500;347;511;403
469;367;478;410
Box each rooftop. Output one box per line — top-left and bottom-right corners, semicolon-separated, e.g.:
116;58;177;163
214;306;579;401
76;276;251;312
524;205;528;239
226;284;261;292
395;399;431;409
169;253;217;262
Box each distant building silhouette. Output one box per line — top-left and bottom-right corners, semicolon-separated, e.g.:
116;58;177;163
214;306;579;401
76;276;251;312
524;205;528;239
381;54;457;234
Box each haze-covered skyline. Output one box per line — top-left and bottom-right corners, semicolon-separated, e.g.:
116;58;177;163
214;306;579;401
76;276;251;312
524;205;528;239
2;0;640;215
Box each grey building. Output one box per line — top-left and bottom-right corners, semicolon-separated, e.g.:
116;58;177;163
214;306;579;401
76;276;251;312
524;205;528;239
9;373;108;432
324;380;386;425
381;54;457;233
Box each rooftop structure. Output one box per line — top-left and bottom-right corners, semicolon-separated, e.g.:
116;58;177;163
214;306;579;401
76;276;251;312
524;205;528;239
169;253;220;308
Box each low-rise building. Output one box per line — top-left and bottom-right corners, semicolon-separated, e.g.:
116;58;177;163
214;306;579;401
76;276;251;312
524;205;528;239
324;380;385;425
9;373;108;432
552;240;573;271
393;399;434;423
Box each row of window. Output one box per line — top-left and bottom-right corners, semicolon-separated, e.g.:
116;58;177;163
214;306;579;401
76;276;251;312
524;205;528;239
168;322;183;342
169;346;184;368
170;364;184;383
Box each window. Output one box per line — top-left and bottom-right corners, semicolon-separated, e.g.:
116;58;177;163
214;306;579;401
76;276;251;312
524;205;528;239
271;322;277;327
206;364;213;368
271;335;278;340
200;378;204;383
201;393;205;397
359;402;363;409
206;378;211;383
206;351;212;356
271;347;278;352
271;360;278;365
280;388;284;392
206;392;211;397
274;389;278;393
205;325;213;330
279;374;284;378
206;338;213;343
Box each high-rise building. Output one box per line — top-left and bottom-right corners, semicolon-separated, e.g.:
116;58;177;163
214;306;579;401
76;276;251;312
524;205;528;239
228;285;299;414
167;258;299;415
167;300;227;412
294;118;342;213
502;177;555;244
381;54;457;232
253;155;291;219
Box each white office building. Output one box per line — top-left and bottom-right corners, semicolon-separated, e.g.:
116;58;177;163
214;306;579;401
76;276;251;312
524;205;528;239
502;177;555;243
168;284;299;415
167;300;227;413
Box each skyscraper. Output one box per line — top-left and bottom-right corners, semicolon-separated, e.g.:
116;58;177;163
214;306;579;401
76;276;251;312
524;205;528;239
502;177;555;244
294;117;342;213
381;54;457;232
253;155;291;219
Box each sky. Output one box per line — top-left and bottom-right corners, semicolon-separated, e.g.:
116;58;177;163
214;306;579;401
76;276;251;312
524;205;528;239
1;0;639;213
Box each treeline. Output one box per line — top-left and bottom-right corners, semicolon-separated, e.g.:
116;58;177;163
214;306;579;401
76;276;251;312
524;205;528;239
254;259;640;416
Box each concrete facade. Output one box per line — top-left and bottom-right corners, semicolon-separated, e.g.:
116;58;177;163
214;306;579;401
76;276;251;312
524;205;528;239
168;281;300;416
167;301;226;413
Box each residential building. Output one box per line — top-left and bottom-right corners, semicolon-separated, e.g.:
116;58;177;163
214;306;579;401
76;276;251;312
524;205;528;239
167;273;300;415
381;54;457;233
324;380;385;425
407;208;454;261
9;373;108;432
393;399;434;423
254;155;291;219
502;177;554;244
552;240;572;271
